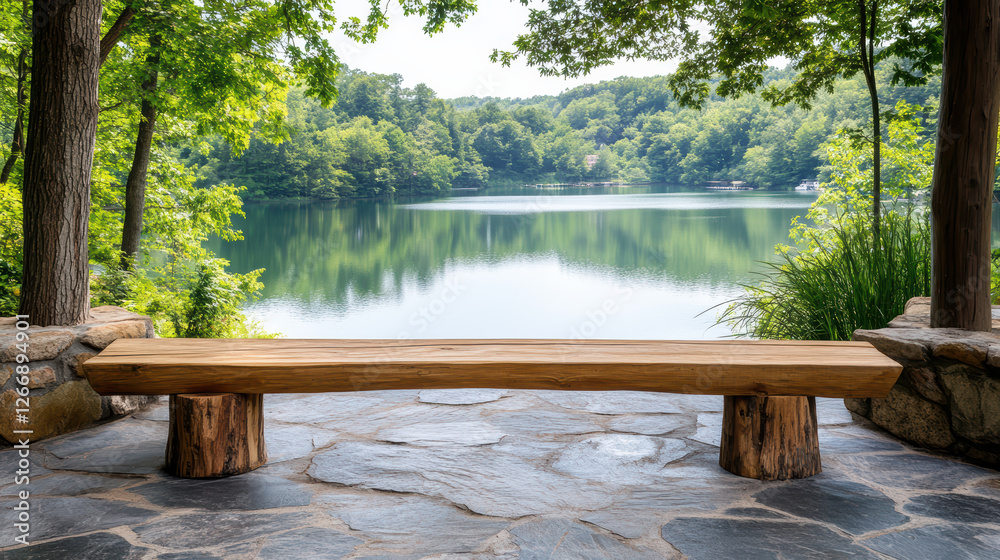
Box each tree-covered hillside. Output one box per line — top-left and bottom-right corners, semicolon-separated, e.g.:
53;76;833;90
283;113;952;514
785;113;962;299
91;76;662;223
183;64;939;200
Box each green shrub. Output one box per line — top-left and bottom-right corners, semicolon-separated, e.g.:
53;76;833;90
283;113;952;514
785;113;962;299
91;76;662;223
91;263;134;307
0;184;23;316
991;249;1000;305
719;102;934;341
177;264;273;338
720;210;930;340
0;258;20;317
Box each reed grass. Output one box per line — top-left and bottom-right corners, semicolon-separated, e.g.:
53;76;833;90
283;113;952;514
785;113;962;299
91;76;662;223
719;210;930;341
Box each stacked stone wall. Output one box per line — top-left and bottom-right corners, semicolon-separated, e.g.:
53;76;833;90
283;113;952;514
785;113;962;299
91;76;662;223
0;306;157;443
849;297;1000;467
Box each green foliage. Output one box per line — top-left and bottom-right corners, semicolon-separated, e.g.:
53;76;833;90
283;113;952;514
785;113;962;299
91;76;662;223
720;103;935;340
497;1;942;111
992;249;1000;306
720;211;930;340
179;264;270;338
0;259;19;317
791;101;934;243
87;147;275;338
0;184;22;315
190;63;940;197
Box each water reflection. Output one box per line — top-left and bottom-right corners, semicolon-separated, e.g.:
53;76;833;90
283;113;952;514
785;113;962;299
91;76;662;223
209;187;820;339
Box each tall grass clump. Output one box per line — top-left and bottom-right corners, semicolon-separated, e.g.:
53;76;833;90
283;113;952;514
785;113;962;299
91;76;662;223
719;210;929;340
718;101;935;341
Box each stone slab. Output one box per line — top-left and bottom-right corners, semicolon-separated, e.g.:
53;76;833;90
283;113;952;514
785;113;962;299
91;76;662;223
607;414;691;436
80;320;150;350
817;428;904;454
43;438;164;475
0;532;150;560
661;518;882;559
233;526;362;559
551;434;688;485
688;413;722;447
511;518;664;560
753;478;908;535
837;453;994;491
532;391;684;415
308;441;616;517
31;497;158;541
580;456;762;539
264;423;340;463
863;524;1000;559
40;419;166;458
904;493;1000;524
132;473;313;511
815;398;854;425
418;389;510;405
133;511;313;549
319;493;508;554
0;472;134;498
377;421;507;446
0;329;74;362
484;409;603;436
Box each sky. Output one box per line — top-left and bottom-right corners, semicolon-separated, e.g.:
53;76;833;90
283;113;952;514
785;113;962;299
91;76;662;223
328;0;679;100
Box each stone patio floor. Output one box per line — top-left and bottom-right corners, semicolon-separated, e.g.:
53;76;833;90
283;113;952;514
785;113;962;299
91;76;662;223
1;389;999;559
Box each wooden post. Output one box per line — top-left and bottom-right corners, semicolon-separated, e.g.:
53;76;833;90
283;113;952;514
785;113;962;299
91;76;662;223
165;393;267;478
930;0;1000;331
719;395;821;480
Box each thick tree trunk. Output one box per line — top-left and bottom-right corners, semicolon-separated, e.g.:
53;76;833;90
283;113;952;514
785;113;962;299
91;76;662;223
719;395;821;480
0;1;30;185
930;0;1000;331
120;35;160;270
166;393;267;478
18;0;102;326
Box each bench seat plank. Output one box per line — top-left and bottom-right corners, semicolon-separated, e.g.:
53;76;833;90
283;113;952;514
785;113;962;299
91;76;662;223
83;338;902;398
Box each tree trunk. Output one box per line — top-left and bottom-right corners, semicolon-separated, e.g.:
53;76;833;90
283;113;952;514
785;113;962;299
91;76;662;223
166;393;267;478
99;5;135;67
930;0;1000;331
120;35;160;270
0;48;27;185
858;0;881;240
18;0;102;326
0;1;30;185
719;395;822;480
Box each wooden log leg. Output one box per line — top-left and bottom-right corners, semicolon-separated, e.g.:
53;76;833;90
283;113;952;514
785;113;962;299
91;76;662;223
165;393;267;478
719;395;821;480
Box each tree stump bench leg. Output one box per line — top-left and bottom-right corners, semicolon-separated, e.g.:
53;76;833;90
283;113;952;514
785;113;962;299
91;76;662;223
165;393;267;478
719;395;821;480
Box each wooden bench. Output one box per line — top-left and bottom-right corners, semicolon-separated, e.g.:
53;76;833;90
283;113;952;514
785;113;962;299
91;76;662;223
82;338;902;481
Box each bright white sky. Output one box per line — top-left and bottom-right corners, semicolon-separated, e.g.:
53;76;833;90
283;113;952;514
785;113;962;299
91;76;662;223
329;0;679;99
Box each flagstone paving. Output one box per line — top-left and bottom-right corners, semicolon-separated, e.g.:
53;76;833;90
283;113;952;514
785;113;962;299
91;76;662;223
1;390;999;559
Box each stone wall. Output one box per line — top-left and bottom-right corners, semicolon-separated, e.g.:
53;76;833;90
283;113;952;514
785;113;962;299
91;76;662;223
848;297;1000;468
0;306;158;443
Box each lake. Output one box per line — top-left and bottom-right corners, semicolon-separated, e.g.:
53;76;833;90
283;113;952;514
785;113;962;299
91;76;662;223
209;186;826;339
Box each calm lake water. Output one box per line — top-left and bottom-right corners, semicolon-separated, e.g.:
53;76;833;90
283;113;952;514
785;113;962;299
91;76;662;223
209;186;824;339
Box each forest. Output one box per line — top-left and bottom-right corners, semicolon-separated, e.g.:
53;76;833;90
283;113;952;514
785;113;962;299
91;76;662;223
184;63;941;200
0;0;965;338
